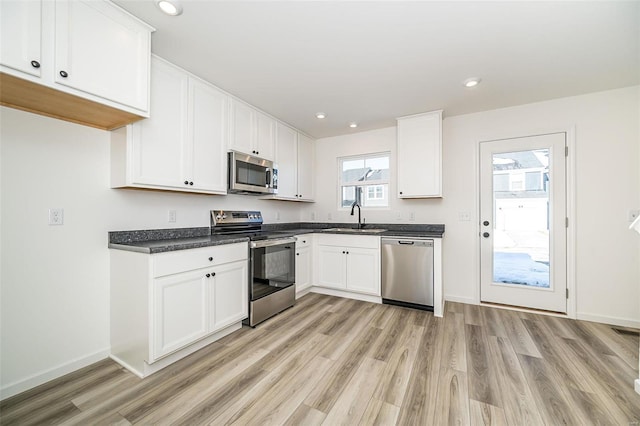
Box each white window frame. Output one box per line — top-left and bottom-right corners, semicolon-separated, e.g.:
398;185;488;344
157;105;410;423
337;152;391;210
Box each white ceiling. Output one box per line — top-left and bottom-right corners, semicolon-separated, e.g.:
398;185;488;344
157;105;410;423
114;1;640;139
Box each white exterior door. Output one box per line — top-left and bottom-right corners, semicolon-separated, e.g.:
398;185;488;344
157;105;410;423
480;133;567;312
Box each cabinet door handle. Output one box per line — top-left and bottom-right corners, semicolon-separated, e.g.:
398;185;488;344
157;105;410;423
31;60;40;68
59;70;68;78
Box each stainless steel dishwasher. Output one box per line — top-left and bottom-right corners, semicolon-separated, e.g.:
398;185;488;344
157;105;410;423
381;237;434;311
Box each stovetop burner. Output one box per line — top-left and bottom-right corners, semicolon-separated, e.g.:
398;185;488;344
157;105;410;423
210;210;295;241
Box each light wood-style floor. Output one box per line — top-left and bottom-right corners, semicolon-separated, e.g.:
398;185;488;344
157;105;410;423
2;293;639;425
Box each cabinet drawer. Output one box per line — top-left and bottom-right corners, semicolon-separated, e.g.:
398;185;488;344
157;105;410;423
153;243;248;277
315;234;379;249
295;234;314;248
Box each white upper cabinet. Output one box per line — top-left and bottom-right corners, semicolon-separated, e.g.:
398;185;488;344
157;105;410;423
111;56;229;195
273;122;315;202
129;57;188;189
229;100;276;161
188;78;229;193
0;0;42;78
274;122;298;199
396;110;443;198
0;0;153;129
297;133;315;201
54;0;150;112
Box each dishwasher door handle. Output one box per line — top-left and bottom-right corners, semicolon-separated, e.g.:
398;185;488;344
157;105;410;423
398;241;415;245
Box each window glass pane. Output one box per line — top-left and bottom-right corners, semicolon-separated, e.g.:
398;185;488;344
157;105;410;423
339;153;390;208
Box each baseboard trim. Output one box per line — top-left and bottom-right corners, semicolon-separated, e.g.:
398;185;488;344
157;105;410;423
444;295;476;305
576;312;640;329
310;287;381;304
0;347;110;401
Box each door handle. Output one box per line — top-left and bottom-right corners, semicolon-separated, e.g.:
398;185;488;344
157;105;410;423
483;232;490;238
398;241;415;245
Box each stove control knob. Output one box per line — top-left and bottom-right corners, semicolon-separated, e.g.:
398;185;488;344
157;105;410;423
222;214;227;219
216;214;222;220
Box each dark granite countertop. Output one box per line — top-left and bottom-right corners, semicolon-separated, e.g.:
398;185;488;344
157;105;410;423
109;222;444;254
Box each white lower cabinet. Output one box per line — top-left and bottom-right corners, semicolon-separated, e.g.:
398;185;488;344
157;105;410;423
314;235;380;296
295;235;313;295
110;243;248;377
153;270;208;360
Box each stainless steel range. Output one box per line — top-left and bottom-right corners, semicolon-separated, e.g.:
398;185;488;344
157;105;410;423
211;210;296;326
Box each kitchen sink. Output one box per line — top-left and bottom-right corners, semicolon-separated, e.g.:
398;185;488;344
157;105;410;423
323;228;387;234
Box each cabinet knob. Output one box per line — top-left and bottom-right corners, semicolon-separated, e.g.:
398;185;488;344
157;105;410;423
342;251;345;254
252;150;256;154
302;240;306;243
296;253;299;256
208;257;213;261
399;191;403;195
59;70;68;78
483;221;490;226
31;60;40;68
483;232;490;238
256;151;259;155
184;180;189;185
206;273;211;278
346;251;349;254
189;181;194;186
212;272;216;277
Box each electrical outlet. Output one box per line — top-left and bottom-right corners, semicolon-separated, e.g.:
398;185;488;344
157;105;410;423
458;211;471;221
168;210;177;223
48;208;64;225
409;212;416;221
629;209;640;223
396;211;403;221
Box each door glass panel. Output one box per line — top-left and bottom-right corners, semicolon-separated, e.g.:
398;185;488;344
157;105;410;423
493;149;550;288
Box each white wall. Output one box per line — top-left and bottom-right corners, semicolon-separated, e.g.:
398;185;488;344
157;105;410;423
305;85;640;328
0;107;301;398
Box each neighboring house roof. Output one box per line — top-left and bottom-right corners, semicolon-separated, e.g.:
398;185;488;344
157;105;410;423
493;151;546;170
342;168;390;182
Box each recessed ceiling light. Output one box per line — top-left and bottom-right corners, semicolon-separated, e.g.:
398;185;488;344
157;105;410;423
316;112;326;119
463;77;481;88
349;122;358;128
156;0;183;16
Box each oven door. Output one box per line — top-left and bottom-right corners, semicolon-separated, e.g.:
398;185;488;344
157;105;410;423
250;238;296;301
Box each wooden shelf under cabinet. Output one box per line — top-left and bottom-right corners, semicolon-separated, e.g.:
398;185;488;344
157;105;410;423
0;73;145;130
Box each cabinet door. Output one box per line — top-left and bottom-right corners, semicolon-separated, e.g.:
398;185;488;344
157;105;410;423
345;247;380;295
255;111;275;161
152;270;208;361
297;133;315;201
131;57;188;188
316;245;346;289
209;260;248;332
295;245;312;293
188;78;228;193
397;110;442;198
54;0;150;111
0;0;42;78
274;122;298;199
229;99;255;155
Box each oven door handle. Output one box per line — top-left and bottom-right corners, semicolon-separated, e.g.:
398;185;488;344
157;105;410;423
250;237;297;249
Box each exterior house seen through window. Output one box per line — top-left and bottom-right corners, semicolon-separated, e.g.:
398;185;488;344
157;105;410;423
339;153;390;208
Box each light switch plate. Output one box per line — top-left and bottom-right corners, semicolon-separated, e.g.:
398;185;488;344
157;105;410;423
168;210;177;223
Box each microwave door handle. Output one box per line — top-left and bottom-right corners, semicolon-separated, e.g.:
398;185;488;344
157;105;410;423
266;169;271;187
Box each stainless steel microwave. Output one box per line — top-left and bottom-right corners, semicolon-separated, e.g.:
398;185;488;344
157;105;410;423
228;151;278;194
